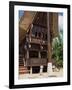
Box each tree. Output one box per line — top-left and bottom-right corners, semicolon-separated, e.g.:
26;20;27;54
52;29;63;68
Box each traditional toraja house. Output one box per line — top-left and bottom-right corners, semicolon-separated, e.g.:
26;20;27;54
19;11;58;75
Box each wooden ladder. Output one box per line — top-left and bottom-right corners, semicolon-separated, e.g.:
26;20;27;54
19;54;30;74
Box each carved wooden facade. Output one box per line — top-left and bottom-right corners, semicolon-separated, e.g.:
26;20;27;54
19;11;58;74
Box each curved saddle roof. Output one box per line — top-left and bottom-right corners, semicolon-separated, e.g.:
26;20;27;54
19;11;58;44
19;11;36;44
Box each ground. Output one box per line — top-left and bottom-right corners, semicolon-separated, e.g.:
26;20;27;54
19;68;63;79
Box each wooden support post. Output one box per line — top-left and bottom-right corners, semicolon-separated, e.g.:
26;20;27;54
39;51;43;75
27;50;32;74
26;50;32;74
23;57;26;66
40;65;43;75
30;66;32;74
29;24;33;74
27;50;29;59
39;51;41;58
29;24;33;42
47;13;52;74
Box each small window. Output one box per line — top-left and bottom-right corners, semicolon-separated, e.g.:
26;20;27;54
45;34;47;40
43;33;45;39
29;51;38;58
31;44;40;50
41;32;43;38
43;45;47;50
41;51;47;58
32;27;35;37
38;32;41;38
35;32;37;37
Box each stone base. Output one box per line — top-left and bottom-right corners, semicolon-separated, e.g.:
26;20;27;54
47;62;52;75
40;65;43;75
30;67;32;74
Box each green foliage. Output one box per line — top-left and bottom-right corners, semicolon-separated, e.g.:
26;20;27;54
52;29;63;68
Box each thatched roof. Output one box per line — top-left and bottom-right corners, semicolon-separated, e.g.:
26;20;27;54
19;11;36;44
19;11;58;44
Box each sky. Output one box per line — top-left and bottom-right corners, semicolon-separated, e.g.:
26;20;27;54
58;13;63;30
19;10;24;19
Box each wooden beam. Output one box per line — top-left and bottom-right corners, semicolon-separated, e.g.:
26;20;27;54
47;13;52;62
29;24;33;42
47;13;53;74
49;13;58;38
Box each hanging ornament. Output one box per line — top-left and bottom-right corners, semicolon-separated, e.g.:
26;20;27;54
43;41;45;44
24;45;27;50
41;45;43;50
26;37;29;42
29;44;31;48
31;24;33;29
